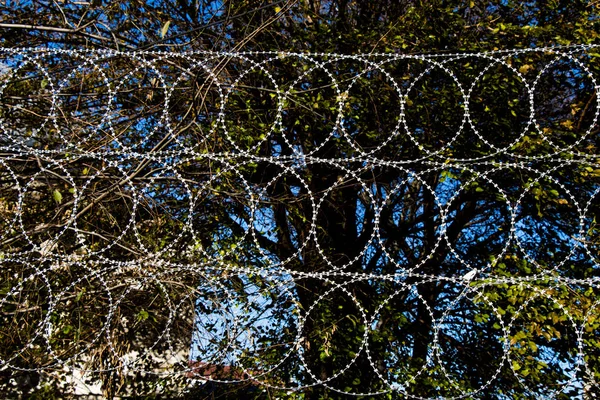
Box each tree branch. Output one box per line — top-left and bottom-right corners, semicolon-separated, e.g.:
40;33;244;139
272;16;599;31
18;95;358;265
0;22;136;49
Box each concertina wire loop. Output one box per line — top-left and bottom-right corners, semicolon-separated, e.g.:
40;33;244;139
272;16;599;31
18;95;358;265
0;44;599;398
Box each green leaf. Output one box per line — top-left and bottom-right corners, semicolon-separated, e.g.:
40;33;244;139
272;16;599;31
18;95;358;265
137;309;149;322
518;65;533;74
40;79;48;89
528;341;538;352
512;360;521;371
52;189;63;204
161;21;171;38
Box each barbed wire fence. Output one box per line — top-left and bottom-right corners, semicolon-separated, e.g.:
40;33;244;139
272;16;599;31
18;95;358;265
0;45;600;398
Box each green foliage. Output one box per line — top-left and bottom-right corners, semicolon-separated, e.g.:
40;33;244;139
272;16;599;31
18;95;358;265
1;0;600;399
